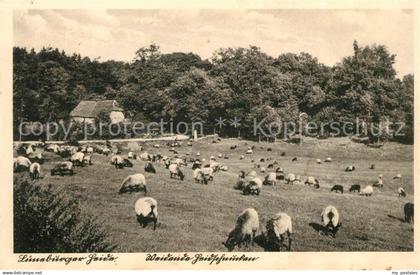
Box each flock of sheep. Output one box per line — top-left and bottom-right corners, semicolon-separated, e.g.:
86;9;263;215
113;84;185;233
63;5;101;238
13;138;414;251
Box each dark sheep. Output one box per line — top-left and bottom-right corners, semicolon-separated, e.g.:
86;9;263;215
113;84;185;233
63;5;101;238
330;185;344;194
260;158;265;162
230;145;237;150
404;203;414;223
267;164;274;169
267;148;272;151
281;152;286;156
345;166;356;172
292;157;297;162
370;164;375;170
144;162;156;174
349;184;361;193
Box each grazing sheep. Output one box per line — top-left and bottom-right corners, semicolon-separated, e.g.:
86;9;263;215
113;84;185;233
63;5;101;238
239;155;245;160
305;176;319;188
321;205;341;237
86;146;94;154
144;162;156;174
29;162;41;180
260;158;265;162
292;157;297;162
71;152;87;167
360;185;374;196
234;171;246;190
83;155;92;165
201;167;214;181
210;156;216;161
51;161;73;176
218;153;223;158
263;172;277;186
265;212;293;251
223;208;259;251
373;174;383;188
370;164;375;170
393;174;402;180
14;156;31;172
404;203;414;223
398;187;406;197
134;197;158;230
349;184;361;193
345;165;356;172
267;148;272;152
169;163;185;180
246;149;253;154
140;152;151;161
243;177;263;196
267;163;274;169
119;173;148;194
110;155;133;169
230;145;237;150
220;165;228;171
193;169;210;184
325;157;332;162
316;159;321;164
153;144;160;148
127;151;136;159
285;173;300;184
46;144;60;153
330;185;344;194
260;167;266;173
191;161;201;170
275;168;285;180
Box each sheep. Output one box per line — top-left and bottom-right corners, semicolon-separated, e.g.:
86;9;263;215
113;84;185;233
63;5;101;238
345;165;355;172
398;187;406;197
247;170;257;178
127;151;136;159
281;152;286;156
234;171;246;190
393;174;402;180
28;152;44;164
330;185;344;194
191;161;201;170
46;143;60;153
263;172;277;186
119;173;147;194
265;212;293;251
144;162;156;174
168;163;185;180
404;203;414;223
210;156;216;161
196;152;201;157
140;152;151;161
223;208;259;251
321;205;341;237
29;162;41;180
373;174;383;188
260;158;265;162
305;176;320;188
360;185;373;196
14;156;31;172
239;155;245;160
51;161;74;176
153;144;160;148
134;197;158;230
243;177;263;196
71;152;87;167
285;173;299;184
325;157;332;162
267;163;274;169
275;168;285;180
220;165;228;171
246;149;253;154
86;146;94;154
217;153;223;158
83;155;92;165
292;157;297;162
370;164;375;170
110;155;133;169
230;145;237;150
316;159;322;164
349;184;361;193
260;167;266;173
193;169;209;185
201;167;214;181
267;148;272;152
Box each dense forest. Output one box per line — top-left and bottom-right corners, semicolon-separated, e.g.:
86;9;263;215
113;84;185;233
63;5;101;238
13;41;414;143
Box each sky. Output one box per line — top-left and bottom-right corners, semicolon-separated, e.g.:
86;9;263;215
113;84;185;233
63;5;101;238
13;9;414;77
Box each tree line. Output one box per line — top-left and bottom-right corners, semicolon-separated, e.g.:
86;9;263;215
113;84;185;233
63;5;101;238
13;41;414;143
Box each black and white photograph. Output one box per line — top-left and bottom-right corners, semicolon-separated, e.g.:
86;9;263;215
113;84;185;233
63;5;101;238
2;1;419;270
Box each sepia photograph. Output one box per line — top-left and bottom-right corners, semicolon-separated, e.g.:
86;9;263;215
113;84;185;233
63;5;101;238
1;1;419;271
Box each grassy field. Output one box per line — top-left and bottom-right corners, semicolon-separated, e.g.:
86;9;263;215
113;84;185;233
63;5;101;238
16;137;414;252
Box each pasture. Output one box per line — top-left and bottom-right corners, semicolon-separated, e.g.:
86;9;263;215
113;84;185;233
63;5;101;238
16;137;414;252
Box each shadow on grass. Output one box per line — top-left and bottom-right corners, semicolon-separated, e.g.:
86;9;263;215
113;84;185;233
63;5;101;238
387;214;405;223
309;222;325;234
253;234;291;251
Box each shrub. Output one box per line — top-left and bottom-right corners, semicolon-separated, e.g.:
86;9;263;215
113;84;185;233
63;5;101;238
14;175;117;253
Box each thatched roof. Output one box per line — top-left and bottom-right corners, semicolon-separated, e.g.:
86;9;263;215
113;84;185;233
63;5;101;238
70;100;123;118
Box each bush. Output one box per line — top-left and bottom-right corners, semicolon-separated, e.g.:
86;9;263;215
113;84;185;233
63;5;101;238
14;175;117;253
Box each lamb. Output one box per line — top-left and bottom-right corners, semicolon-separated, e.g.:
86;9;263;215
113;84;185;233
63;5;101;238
169;163;185;180
321;205;341;238
398;187;406;197
404;203;414;223
29;162;41;180
144;162;156;174
263;172;277;186
360;185;373;196
243;177;263;196
220;165;228;171
51;161;74;176
349;184;361;193
345;165;356;172
14;156;31;172
119;173;147;194
330;185;344;194
265;212;293;251
134;197;158;230
71;152;87;167
223;208;259;251
305;176;320;188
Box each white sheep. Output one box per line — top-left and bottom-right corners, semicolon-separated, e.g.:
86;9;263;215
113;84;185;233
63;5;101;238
29;162;41;180
46;144;60;153
325;157;332;162
196;152;201;157
71;152;86;166
360;185;373;196
220;165;228;171
119;173;147;194
210;155;216;161
265;212;293;251
316;159;322;164
247;171;257;178
110;155;133;169
140;152;151;161
393;174;402;180
223;208;259;251
14;156;32;172
373;174;383;188
398;187;406;197
305;176;320;188
240;155;245;160
83;155;92;165
321;205;341;237
264;172;277;185
260;167;266;173
201;167;214;181
246;149;253;154
153;144;160;148
286;173;300;184
169;163;185;180
217;153;223;158
128;151;135;159
134;197;158;230
86;146;94;154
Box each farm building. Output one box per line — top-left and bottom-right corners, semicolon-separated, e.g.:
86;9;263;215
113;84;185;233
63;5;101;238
70;100;125;124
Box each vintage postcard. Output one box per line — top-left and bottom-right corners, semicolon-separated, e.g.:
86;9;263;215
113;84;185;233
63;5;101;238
0;0;419;270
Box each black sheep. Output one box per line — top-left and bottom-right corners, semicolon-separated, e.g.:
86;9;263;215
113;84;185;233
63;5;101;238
144;162;156;173
349;184;361;193
330;185;344;194
404;203;414;223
